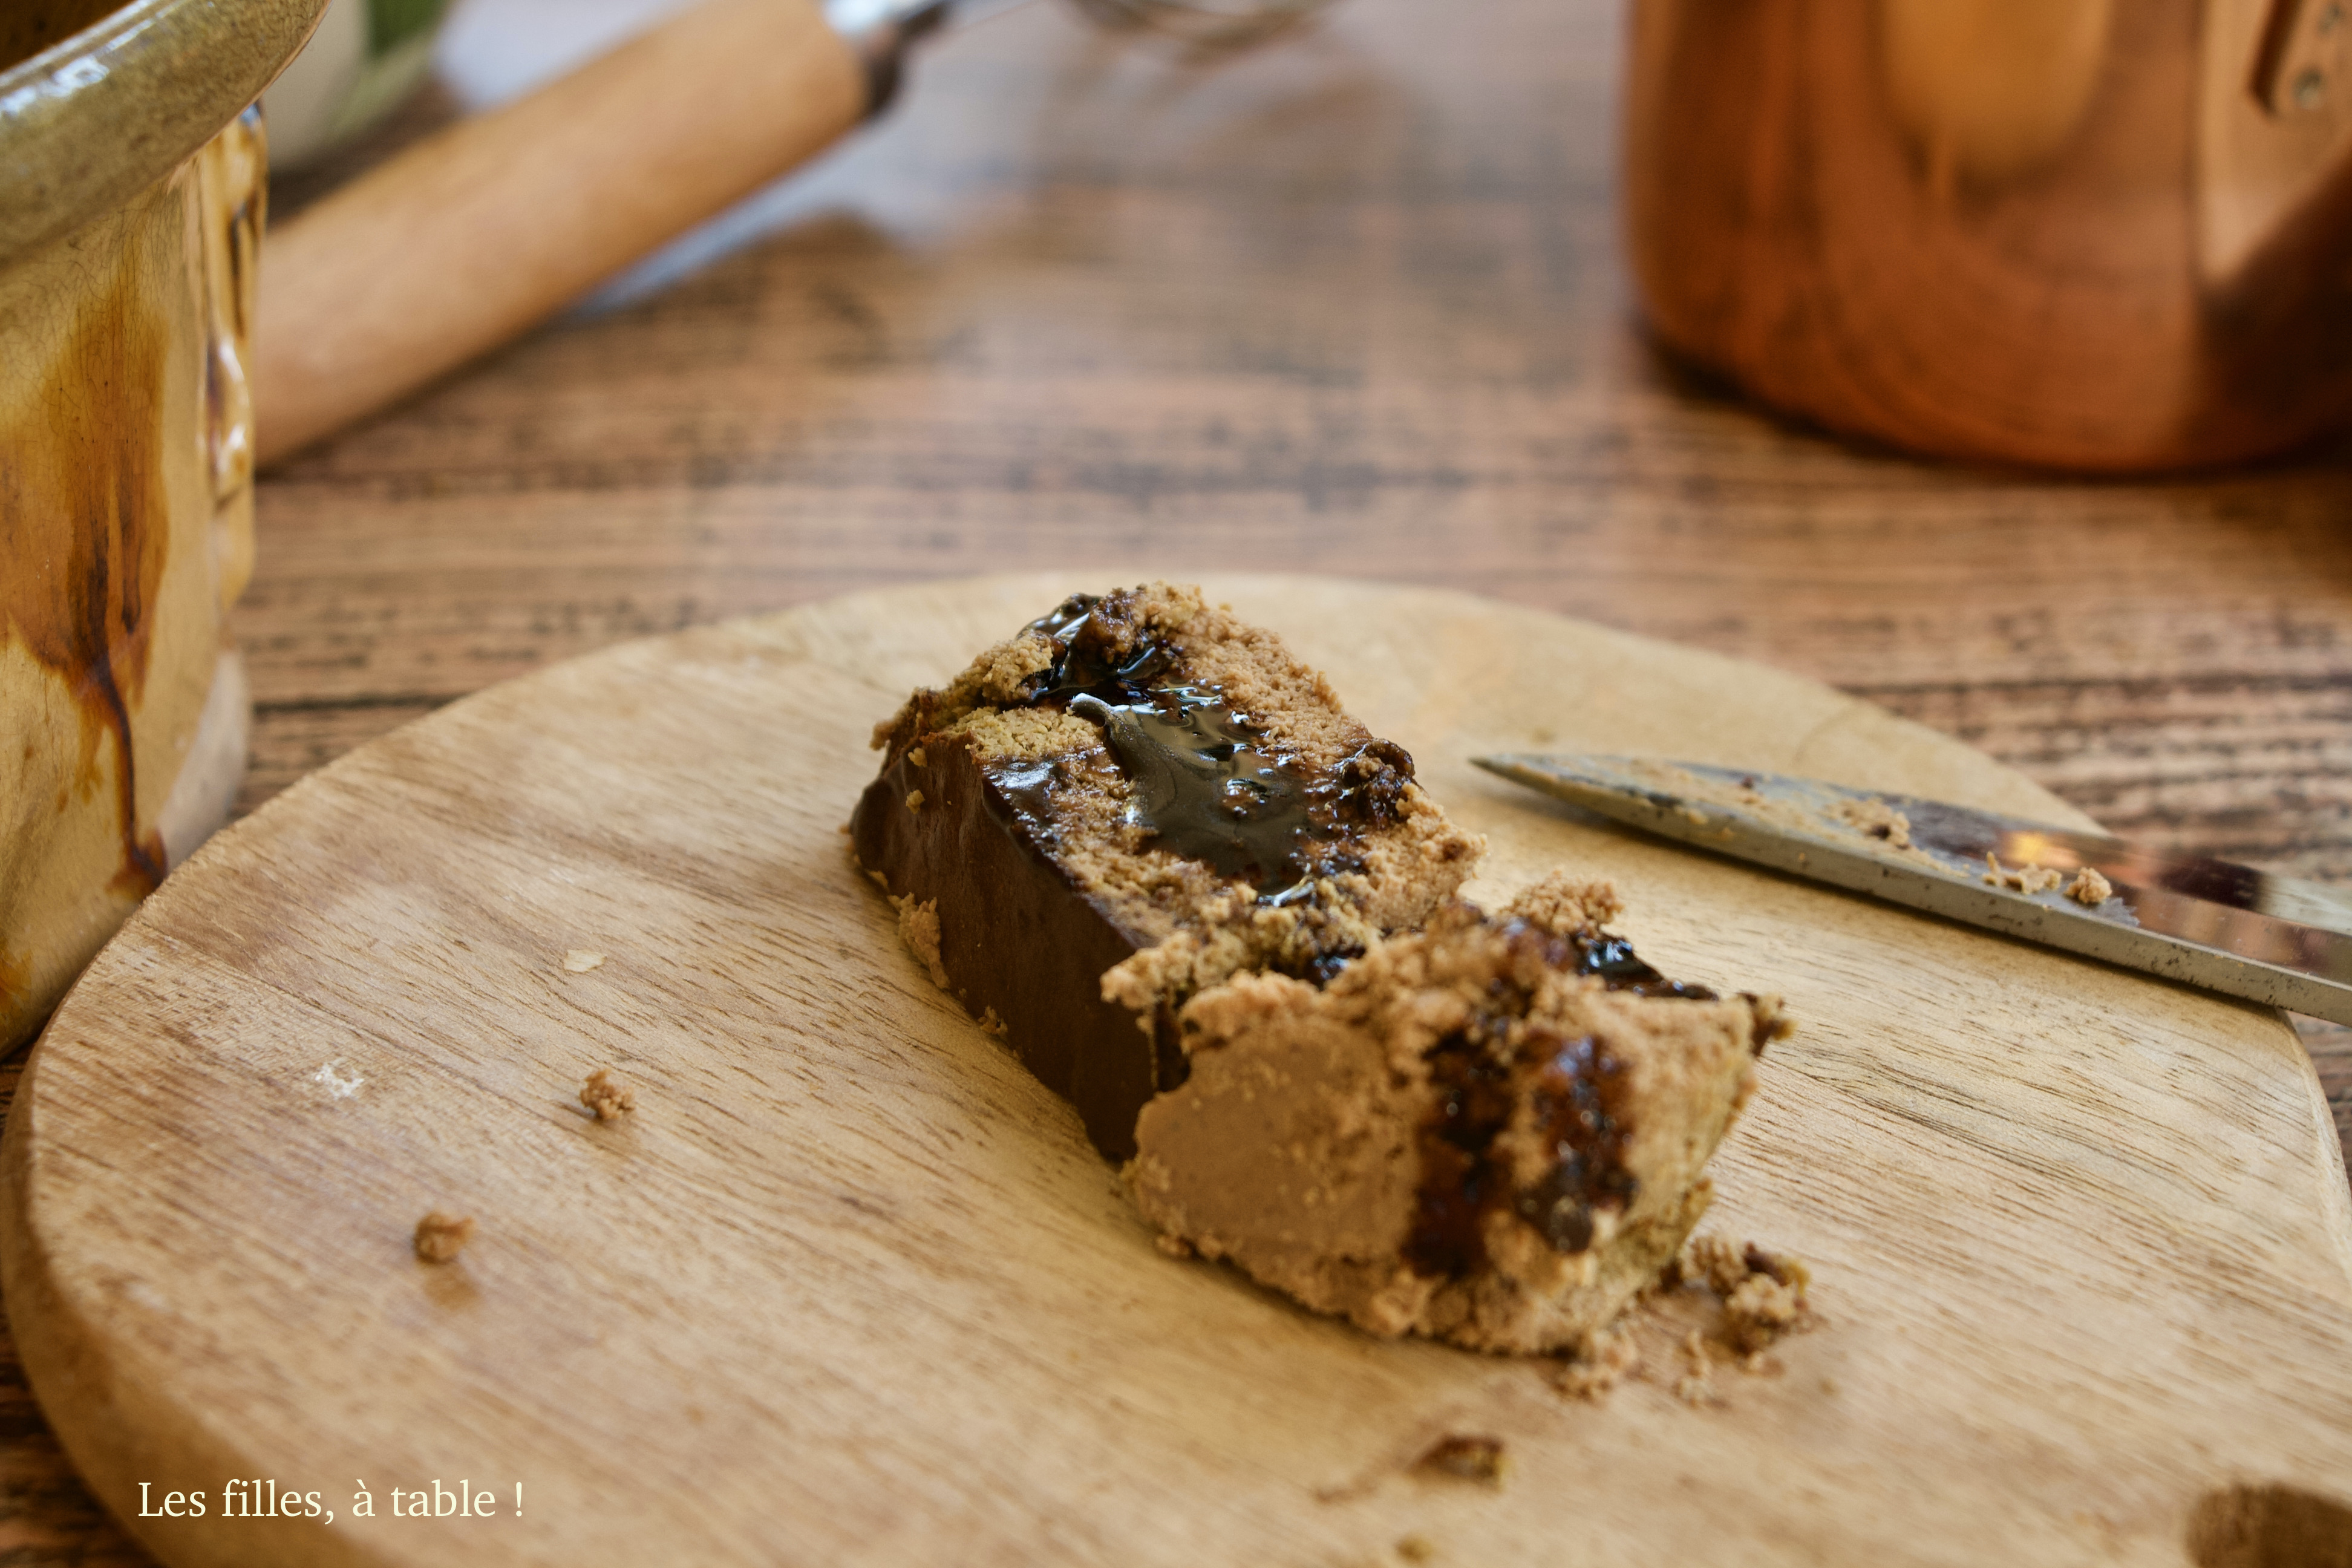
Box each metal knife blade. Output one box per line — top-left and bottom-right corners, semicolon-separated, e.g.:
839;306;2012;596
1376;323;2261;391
1471;754;2352;1026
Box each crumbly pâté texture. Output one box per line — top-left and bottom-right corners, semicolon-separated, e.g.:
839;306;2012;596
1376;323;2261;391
1128;873;1786;1354
852;586;1794;1354
851;583;1483;1157
869;583;1481;991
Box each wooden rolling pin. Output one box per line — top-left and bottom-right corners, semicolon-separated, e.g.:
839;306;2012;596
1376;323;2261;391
253;0;923;466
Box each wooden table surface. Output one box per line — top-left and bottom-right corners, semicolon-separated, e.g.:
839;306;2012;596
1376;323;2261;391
8;0;2350;1557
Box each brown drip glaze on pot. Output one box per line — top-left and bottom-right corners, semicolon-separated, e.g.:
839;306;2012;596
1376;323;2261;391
0;945;28;1013
1;252;172;897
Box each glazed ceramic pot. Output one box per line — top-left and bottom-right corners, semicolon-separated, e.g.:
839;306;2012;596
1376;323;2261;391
0;0;326;1049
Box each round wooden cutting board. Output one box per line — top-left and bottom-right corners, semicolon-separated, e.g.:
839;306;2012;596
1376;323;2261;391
8;575;2352;1568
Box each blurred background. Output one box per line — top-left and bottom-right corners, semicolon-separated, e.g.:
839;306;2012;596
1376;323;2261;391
5;0;2352;1555
238;0;2352;1078
247;0;2352;872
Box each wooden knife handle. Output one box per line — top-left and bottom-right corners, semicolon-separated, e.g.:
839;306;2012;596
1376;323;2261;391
253;0;869;466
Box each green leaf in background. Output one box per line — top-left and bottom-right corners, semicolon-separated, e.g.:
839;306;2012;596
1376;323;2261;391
368;0;450;56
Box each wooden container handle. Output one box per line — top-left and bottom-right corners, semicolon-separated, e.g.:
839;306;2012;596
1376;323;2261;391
253;0;871;466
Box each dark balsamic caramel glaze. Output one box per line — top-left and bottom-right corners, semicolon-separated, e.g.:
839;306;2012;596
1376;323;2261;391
1403;1026;1517;1278
1023;592;1100;641
1401;920;1719;1279
1004;591;1413;901
1494;916;1719;1004
1301;949;1364;984
1071;688;1344;897
1572;932;1718;1001
984;755;1076;857
1514;1029;1637;1253
1403;1020;1637;1279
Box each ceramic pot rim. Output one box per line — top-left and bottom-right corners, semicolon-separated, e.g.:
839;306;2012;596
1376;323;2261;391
0;0;327;269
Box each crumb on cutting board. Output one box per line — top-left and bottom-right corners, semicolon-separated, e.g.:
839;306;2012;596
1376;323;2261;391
1725;1273;1806;1354
888;893;950;988
1682;1235;1813;1354
1550;1322;1639;1400
414;1210;475;1264
1674;1328;1716;1405
1412;1436;1509;1487
1538;1236;1815;1410
562;950;605;974
581;1068;636;1122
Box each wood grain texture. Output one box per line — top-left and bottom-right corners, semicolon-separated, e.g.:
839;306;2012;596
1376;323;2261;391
5;0;2351;1555
0;1054;148;1568
13;574;2352;1568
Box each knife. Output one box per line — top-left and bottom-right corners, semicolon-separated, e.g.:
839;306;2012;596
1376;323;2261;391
1471;754;2352;1026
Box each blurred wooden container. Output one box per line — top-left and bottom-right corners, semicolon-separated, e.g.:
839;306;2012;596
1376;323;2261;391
1624;0;2352;471
0;0;325;1050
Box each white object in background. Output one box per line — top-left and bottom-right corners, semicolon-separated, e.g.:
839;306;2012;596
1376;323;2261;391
263;0;456;171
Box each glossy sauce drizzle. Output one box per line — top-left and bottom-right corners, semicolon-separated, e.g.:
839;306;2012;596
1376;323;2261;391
1399;921;1717;1278
1403;1021;1639;1278
1006;592;1410;899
